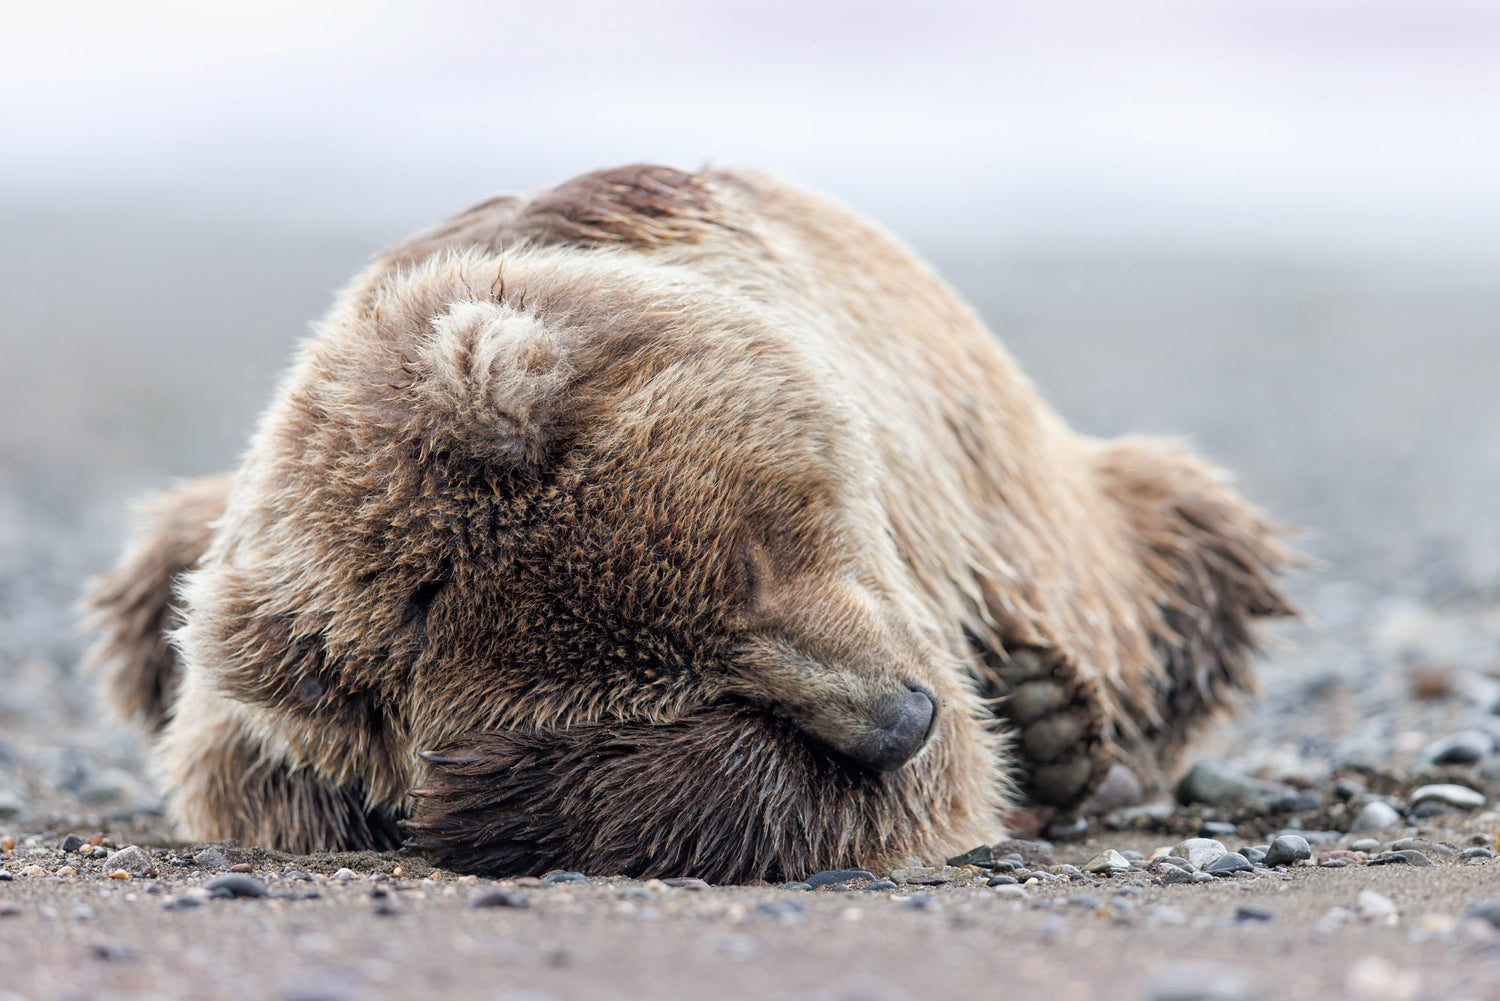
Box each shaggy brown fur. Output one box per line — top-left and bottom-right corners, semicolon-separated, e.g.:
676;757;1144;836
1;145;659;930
82;164;1294;880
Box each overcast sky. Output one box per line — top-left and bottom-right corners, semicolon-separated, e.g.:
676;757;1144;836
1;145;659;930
6;0;1500;263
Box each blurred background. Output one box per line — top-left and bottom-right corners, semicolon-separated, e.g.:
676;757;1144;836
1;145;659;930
2;0;1498;822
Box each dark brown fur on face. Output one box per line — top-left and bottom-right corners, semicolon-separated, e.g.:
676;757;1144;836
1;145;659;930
407;703;991;884
82;164;1295;880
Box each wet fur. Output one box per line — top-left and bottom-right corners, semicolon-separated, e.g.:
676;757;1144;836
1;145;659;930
82;164;1294;879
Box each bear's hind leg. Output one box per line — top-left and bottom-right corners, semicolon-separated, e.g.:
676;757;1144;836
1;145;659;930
80;474;232;731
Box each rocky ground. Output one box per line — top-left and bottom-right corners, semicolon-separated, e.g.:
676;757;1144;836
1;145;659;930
2;206;1499;1000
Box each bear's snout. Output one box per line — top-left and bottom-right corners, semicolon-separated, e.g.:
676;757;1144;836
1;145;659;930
835;683;937;773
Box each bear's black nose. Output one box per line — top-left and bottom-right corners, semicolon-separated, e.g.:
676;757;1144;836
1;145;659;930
842;684;936;773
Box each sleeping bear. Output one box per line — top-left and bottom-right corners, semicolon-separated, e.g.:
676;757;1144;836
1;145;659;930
83;165;1294;882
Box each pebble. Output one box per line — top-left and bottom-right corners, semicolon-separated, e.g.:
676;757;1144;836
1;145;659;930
228;862;254;873
1234;906;1274;923
161;892;205;911
1176;761;1291;809
285;869;314;881
864;880;898;891
1205;853;1254;876
1369;850;1433;867
1083;850;1131;875
890;865;969;885
1350;838;1383;853
0;869;10;882
1240;846;1267;865
1198;821;1238;838
1422;730;1493;766
60;834;86;853
332;867;356;882
662;878;710;891
1263;835;1312;867
1171;838;1228;871
904;892;937;911
103;846;156;878
1044;817;1089;841
1082;763;1146;814
993;839;1055;866
1461;846;1495;859
991;883;1027;900
189;847;229;869
106;870;131;880
1145;962;1254;1001
1355;890;1398;924
1348;801;1403;833
781;882;812;891
945;845;992;867
542;871;588;885
1466;899;1500;929
986;874;1018;886
1049;864;1084;880
203;874;269;899
1410;783;1485;810
804;869;875;889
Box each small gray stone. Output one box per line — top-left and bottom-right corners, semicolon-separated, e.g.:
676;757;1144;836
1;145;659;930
945;845;993;867
1080;763;1145;814
1171;838;1228;871
804;869;876;888
202;874;269;898
469;888;530;909
59;834;86;853
986;874;1018;886
103;845;156;878
781;882;812;891
1233;906;1273;923
864;880;898;891
1082;850;1131;875
1145;962;1253;1001
662;878;710;891
1466;899;1500;928
1263;835;1312;867
1355;889;1398;923
1422;730;1493;766
1461;846;1495;859
1410;783;1486;810
542;871;588;885
1176;761;1291;809
1368;849;1433;867
1348;800;1402;833
1205;852;1253;876
192;848;231;870
1241;846;1267;865
1160;865;1197;885
1350;838;1383;853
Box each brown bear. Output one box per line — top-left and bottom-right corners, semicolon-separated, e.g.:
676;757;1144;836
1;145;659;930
82;165;1294;883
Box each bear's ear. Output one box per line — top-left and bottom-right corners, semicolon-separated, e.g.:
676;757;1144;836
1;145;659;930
1094;437;1300;767
406;300;574;468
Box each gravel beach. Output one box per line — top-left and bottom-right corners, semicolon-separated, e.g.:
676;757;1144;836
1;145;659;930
3;205;1499;1000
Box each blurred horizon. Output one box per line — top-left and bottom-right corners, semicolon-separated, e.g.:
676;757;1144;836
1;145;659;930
6;0;1500;269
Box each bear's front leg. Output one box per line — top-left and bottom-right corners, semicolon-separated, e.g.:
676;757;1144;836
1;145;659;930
975;645;1114;818
158;673;403;852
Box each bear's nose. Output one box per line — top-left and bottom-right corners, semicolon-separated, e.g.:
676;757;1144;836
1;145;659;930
840;684;936;773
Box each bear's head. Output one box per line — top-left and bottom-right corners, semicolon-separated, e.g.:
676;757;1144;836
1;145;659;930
175;247;1002;880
